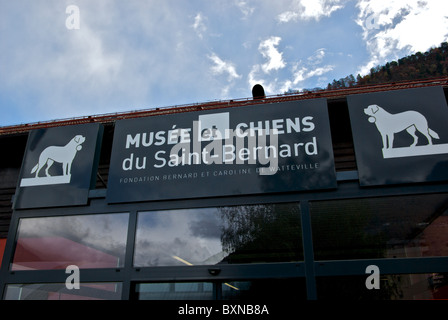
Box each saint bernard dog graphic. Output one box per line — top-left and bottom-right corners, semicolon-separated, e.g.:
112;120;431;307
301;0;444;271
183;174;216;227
363;104;448;159
20;134;86;187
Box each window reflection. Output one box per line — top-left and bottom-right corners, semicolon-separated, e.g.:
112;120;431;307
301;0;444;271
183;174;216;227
135;282;214;300
134;203;302;267
310;194;448;260
134;279;308;300
316;273;448;300
4;283;122;300
11;213;129;270
222;279;307;300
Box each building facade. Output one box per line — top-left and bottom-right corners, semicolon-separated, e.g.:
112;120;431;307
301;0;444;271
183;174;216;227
1;78;448;300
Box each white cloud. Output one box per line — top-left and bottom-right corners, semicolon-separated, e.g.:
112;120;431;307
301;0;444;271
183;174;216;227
235;0;255;19
208;53;241;81
249;41;334;95
307;48;327;65
278;0;346;23
248;65;266;88
1;1;232;123
208;53;241;98
67;24;123;81
247;36;290;94
291;64;334;86
0;2;127;122
356;0;448;75
3;1;446;127
259;36;286;73
192;12;207;39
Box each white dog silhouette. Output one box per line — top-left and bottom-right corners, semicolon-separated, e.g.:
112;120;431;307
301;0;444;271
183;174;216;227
31;135;86;178
364;105;439;149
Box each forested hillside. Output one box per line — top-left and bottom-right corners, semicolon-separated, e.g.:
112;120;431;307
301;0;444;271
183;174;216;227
293;42;448;93
327;42;448;90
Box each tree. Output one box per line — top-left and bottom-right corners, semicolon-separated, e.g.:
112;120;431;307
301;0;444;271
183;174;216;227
307;42;448;94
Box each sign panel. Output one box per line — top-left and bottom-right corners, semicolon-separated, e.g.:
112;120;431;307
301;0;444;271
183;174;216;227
13;123;103;209
107;99;337;203
348;86;448;186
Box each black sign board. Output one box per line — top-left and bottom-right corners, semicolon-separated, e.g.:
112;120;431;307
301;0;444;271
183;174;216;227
348;86;448;186
13;123;103;209
107;99;337;203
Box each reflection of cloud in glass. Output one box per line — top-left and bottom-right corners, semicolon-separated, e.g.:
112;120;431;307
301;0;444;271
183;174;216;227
134;208;226;267
189;211;223;239
15;213;129;269
134;203;302;267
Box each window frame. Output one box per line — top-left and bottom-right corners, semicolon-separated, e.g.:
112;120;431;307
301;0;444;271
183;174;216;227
1;171;448;300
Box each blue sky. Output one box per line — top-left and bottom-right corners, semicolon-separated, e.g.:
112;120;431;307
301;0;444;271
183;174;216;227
1;0;447;126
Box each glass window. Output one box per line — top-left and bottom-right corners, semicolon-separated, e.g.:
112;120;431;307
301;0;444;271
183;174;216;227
134;203;302;267
134;279;307;300
316;273;448;300
134;282;214;300
221;279;307;300
0;238;6;267
310;194;448;260
11;213;129;270
4;283;123;300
